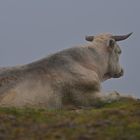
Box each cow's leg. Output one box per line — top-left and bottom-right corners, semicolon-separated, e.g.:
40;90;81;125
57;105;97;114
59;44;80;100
101;91;135;103
72;91;121;108
101;91;121;103
65;89;110;109
68;89;124;108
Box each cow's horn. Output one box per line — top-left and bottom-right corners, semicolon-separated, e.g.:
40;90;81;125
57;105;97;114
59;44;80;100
112;32;133;41
85;36;94;42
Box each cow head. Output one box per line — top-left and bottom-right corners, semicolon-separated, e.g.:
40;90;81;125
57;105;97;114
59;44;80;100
85;33;132;79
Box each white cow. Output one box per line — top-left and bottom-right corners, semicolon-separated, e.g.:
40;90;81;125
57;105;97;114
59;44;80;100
0;33;132;109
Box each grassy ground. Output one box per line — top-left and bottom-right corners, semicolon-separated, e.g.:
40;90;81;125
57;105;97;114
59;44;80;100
0;98;140;140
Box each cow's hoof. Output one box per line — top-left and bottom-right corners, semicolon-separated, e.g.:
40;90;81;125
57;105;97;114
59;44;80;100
106;91;121;103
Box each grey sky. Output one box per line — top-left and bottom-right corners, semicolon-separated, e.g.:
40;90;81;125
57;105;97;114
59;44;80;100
0;1;139;97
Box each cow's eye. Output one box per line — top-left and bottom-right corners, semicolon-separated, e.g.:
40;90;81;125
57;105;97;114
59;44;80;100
118;50;122;54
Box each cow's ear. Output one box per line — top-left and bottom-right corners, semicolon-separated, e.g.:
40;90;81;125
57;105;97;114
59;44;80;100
85;36;94;42
107;39;115;49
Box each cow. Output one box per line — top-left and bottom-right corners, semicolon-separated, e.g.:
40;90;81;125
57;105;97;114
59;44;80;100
0;33;132;109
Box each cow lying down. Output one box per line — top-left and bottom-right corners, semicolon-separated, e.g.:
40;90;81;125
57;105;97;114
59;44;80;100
0;33;132;109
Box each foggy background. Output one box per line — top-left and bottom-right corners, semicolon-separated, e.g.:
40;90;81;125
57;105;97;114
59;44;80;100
0;1;139;97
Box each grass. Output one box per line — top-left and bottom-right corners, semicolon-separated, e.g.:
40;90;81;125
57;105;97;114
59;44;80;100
0;98;140;140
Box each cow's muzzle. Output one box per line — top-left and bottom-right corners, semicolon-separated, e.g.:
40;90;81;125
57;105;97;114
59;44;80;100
112;69;124;78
